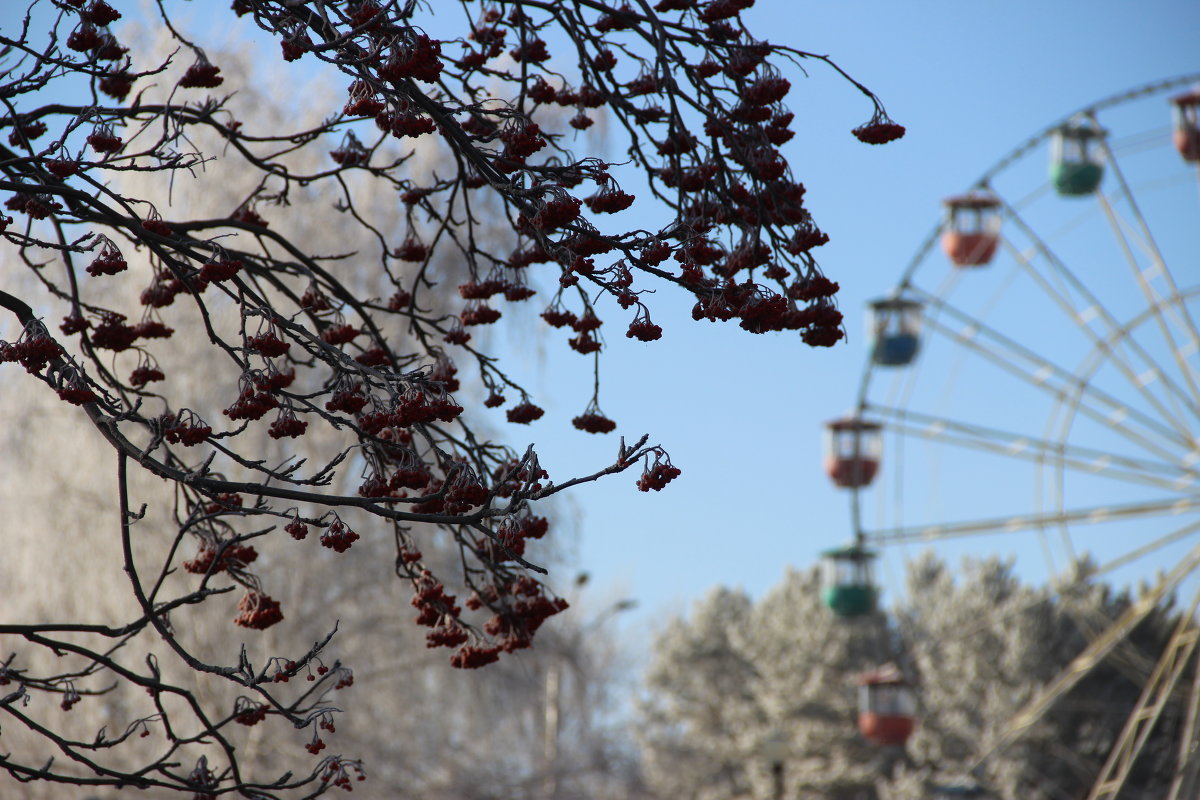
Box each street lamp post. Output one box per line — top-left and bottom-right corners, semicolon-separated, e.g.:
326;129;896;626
760;730;789;800
541;592;638;800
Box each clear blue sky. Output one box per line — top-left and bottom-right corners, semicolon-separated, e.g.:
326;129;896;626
512;0;1200;639
39;1;1198;642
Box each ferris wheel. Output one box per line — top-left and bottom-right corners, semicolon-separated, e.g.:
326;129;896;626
821;75;1200;796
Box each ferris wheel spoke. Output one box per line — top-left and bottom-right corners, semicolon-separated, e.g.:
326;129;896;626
1099;134;1200;407
995;202;1199;439
1090;518;1200;577
1092;191;1200;416
865;404;1197;492
865;498;1200;546
912;288;1192;460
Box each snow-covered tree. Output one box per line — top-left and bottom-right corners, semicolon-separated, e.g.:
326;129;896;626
638;569;895;800
639;557;1190;800
0;14;644;800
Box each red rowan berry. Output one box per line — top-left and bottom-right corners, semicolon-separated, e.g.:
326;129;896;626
853;109;906;144
133;320;174;340
179;58;223;89
233;591;283;630
506;402;544;424
130;365;165;386
98;71;133;100
268;409;307;439
572;410;616;434
60;314;88;335
322;324;359;345
86;244;127;276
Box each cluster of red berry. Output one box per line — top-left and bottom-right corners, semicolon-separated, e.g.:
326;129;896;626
411;571;462;629
69;0;120;25
268;409;308;439
46;158;78;178
84;123;123;154
320;520;360;553
489;459;549;498
788;275;840;302
499;121;546;163
65;25;125;60
385;390;464;428
528;194;581;230
320;758;367;792
54;383;96;405
378;33;443;83
637;456;682;492
160;410;211;446
568;332;602;354
325;386;369;415
253;365;294;392
85;242;127;277
271;659;299;682
234;699;268;726
584;185;636;214
449;645;501;669
5;191;63;219
330;136;370;166
0;328;63;373
89;313;138;351
343;80;385;118
247;331;290;358
129;365;165;387
426;621;469;648
285;517;309;540
428;473;484;515
178;58;223;89
198;257;242;283
540;306;578;328
786;220;831;254
379;108;436;139
233;591;284;630
572;411;617;434
506;401;544;424
225;385;281;422
204;492;243;515
59;683;81;711
460;302;501;326
183;541;258;574
279;28;311;62
627;318;663;341
853;118;907;145
482;592;570;654
320;323;359;346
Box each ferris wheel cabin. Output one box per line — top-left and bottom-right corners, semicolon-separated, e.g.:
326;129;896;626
869;296;923;366
941;193;1001;267
1171;89;1200;162
1049;119;1106;196
823;417;881;489
821;543;878;617
857;665;916;747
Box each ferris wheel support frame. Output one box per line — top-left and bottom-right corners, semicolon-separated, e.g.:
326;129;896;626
970;541;1200;771
1086;587;1200;800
